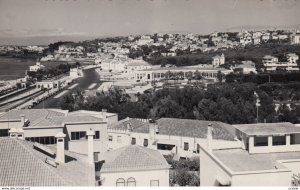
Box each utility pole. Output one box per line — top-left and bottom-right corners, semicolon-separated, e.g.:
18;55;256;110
254;91;261;123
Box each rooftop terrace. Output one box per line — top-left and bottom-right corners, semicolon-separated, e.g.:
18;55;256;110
213;148;300;172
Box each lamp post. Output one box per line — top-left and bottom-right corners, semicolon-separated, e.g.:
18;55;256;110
254;92;260;123
72;93;77;111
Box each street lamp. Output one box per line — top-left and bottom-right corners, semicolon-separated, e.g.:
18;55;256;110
254;92;260;123
72;93;77;111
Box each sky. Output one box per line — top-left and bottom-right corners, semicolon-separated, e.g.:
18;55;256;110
0;0;300;45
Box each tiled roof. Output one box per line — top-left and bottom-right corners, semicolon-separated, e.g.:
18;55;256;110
156;118;236;141
101;145;170;172
63;115;102;123
233;122;300;136
0;109;66;125
108;118;148;132
0;138;91;186
109;118;236;141
0;109;104;128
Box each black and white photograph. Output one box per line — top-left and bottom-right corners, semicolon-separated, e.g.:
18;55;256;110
0;0;300;188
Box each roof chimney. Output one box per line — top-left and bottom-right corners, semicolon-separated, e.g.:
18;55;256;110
9;128;24;140
101;109;107;121
207;123;213;152
86;129;96;186
86;129;95;165
55;132;66;163
149;119;158;140
20;114;25;126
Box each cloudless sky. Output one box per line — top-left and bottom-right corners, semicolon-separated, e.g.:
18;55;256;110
0;0;300;45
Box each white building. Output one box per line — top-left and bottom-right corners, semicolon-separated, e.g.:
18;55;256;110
125;60;152;79
263;54;299;71
200;122;300;186
134;66;232;82
107;118;240;159
69;67;81;78
0;137;95;186
287;53;299;64
291;31;300;44
0;109;171;187
212;54;225;67
0;109;117;155
234;61;257;74
40;55;54;62
29;61;45;72
137;36;154;46
99;145;170;186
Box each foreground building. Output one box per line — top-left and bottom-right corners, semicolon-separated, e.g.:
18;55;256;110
107;118;240;159
0;109;117;155
99;145;170;186
0;137;94;186
0;108;170;186
200;122;300;186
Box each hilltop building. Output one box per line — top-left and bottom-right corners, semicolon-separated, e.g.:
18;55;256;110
263;54;299;71
212;54;225;67
291;30;300;44
234;61;257;74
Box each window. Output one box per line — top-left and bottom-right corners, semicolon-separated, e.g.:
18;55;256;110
157;144;175;150
150;180;159;186
273;135;286;146
108;135;113;141
25;136;57;144
94;131;100;139
184;142;189;151
117;136;122;143
196;144;200;154
0;129;9;137
71;131;86;140
116;178;125;187
254;136;268;146
290;134;300;145
144;139;148;147
127;177;136;186
131;137;136;145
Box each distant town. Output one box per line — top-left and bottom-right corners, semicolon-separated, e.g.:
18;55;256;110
1;28;300;187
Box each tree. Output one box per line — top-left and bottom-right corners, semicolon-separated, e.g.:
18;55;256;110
170;169;200;186
150;96;184;119
194;70;202;80
217;71;224;83
277;104;298;123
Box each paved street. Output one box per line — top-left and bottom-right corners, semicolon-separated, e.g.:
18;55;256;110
34;67;100;109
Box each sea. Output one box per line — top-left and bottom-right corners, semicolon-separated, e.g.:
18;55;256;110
0;57;62;81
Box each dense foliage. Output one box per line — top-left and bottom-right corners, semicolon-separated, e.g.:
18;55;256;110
59;82;300;124
165;155;200;186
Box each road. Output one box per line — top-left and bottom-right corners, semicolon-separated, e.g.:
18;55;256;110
34;67;101;109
